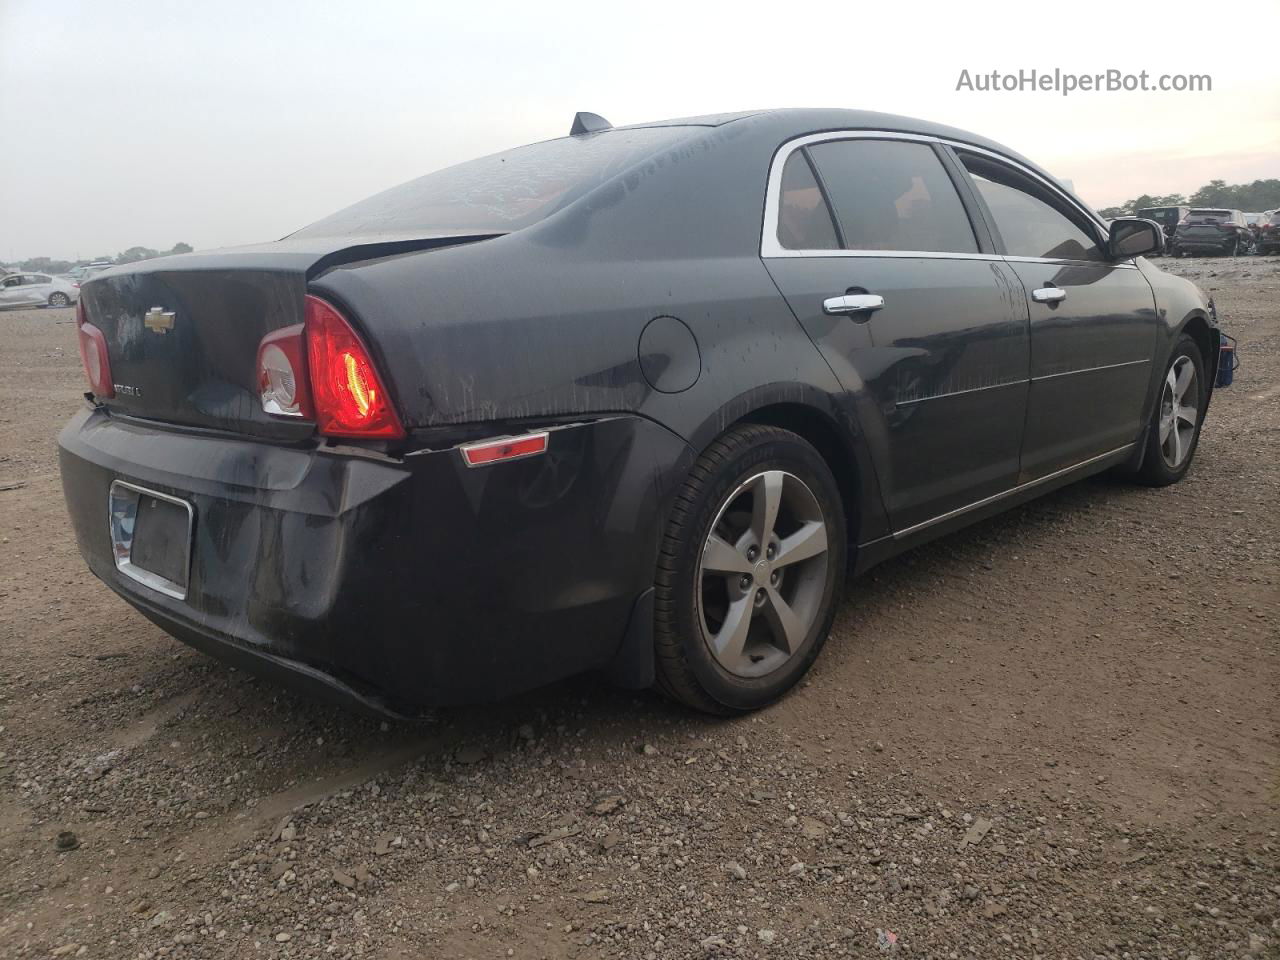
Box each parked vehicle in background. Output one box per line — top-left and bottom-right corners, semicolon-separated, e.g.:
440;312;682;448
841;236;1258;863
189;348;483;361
59;108;1221;716
67;261;114;283
1172;209;1253;257
1138;205;1190;250
1256;211;1280;255
0;272;80;308
78;263;115;283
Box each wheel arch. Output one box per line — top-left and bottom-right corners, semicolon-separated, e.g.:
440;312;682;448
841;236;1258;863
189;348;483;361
735;403;862;551
1175;310;1220;409
680;385;889;555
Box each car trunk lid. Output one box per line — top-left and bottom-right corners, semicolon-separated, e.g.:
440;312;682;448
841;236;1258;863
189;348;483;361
79;235;492;440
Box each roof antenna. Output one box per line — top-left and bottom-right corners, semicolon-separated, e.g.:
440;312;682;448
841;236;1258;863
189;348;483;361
570;112;612;136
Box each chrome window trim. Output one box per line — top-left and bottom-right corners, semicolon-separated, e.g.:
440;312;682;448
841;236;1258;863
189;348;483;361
761;129;1131;268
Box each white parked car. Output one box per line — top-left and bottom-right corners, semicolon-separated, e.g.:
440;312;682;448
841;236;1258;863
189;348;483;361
0;272;80;308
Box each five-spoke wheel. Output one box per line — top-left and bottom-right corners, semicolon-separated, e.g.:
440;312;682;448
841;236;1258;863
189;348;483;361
1159;355;1199;469
698;470;830;678
1137;334;1206;486
653;424;845;714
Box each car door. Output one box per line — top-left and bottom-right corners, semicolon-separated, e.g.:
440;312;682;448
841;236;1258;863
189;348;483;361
0;275;31;307
27;274;54;305
952;150;1158;482
763;134;1030;533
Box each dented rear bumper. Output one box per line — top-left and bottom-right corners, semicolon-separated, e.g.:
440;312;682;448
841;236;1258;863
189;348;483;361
57;406;690;713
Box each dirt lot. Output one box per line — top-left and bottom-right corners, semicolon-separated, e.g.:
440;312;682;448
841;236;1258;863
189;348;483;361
0;257;1277;959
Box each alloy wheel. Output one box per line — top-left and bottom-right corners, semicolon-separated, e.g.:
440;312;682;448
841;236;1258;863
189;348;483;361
1159;356;1199;468
696;470;830;678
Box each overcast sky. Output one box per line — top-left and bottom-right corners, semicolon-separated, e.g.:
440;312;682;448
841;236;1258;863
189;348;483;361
2;0;1277;261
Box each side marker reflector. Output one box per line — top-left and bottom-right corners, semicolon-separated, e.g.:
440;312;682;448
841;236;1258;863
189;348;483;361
460;432;549;467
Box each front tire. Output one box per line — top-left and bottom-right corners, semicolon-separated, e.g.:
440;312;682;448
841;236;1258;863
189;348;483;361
1136;335;1207;486
653;424;846;714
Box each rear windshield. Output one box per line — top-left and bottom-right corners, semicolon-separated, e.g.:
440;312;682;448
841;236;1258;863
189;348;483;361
1188;210;1232;220
1139;208;1178;221
292;128;691;238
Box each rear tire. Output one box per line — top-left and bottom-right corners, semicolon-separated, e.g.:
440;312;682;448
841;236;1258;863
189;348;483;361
48;292;70;307
1136;335;1207;486
653;424;846;714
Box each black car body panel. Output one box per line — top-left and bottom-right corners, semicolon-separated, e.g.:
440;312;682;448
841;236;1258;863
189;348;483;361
59;406;692;711
60;108;1219;712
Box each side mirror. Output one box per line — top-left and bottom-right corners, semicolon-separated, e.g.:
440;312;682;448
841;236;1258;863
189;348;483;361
1109;218;1164;259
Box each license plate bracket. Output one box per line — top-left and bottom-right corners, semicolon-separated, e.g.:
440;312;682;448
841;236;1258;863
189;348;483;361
109;481;194;600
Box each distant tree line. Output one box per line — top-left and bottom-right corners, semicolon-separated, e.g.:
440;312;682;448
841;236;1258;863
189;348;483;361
1099;179;1280;219
3;242;194;275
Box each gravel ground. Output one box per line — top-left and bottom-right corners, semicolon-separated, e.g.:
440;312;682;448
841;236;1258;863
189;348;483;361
0;256;1276;959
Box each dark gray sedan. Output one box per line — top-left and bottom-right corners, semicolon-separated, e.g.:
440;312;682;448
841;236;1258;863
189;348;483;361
59;109;1221;715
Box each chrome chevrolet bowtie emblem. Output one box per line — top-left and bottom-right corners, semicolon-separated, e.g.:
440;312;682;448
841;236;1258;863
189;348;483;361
143;306;175;334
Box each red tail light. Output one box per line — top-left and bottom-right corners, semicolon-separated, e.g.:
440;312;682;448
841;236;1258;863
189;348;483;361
257;296;404;439
75;300;114;398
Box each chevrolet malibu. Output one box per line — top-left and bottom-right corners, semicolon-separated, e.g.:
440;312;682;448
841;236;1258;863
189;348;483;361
59;109;1221;715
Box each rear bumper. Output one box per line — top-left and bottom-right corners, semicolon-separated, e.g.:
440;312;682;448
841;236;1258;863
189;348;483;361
1175;236;1235;252
58;407;691;712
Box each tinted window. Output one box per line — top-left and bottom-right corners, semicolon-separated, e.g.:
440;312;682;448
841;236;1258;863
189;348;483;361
806;140;977;253
293;128;692;238
776;152;839;250
960;154;1102;261
1;277;20;288
1188;209;1233;222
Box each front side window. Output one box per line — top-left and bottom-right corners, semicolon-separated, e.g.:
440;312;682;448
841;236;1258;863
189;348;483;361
806;139;978;254
776;152;839;250
959;153;1103;261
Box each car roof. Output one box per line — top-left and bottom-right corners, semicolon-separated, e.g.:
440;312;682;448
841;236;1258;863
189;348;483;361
622;107;1061;189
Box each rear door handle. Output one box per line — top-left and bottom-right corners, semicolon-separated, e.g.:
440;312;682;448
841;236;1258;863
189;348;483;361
823;294;885;316
1032;286;1067;304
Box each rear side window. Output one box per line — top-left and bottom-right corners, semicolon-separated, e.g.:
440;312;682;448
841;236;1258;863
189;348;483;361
806;139;978;253
960;153;1103;261
292;127;692;238
776;152;839;250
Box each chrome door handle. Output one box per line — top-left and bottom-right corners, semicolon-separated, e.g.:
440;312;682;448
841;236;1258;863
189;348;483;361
823;294;885;316
1032;286;1067;304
